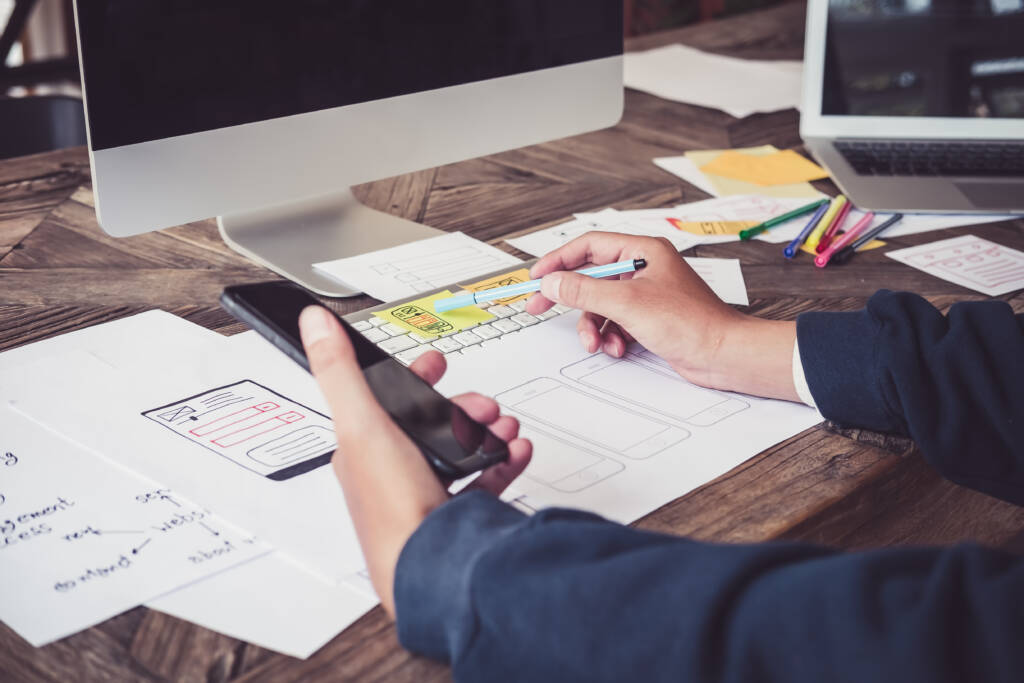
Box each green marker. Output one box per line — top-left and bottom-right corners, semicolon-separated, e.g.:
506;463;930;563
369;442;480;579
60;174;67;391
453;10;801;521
738;198;829;241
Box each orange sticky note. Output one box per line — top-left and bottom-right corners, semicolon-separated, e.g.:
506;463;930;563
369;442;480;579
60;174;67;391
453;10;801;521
700;149;829;186
666;218;759;236
461;268;534;304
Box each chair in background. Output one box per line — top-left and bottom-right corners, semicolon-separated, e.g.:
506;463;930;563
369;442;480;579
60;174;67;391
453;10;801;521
0;94;86;158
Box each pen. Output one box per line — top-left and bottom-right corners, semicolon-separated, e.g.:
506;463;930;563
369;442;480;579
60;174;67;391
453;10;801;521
814;212;874;268
831;213;904;265
815;199;854;253
434;258;647;313
805;195;846;251
783;201;830;258
738;198;829;241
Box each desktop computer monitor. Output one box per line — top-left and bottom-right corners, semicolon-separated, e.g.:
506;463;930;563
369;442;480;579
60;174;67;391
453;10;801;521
73;1;623;296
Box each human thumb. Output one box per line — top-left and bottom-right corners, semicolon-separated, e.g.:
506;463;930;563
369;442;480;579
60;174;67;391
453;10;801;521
539;271;628;321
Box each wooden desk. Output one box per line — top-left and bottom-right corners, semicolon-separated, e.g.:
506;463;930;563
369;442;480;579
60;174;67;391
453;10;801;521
2;3;1022;680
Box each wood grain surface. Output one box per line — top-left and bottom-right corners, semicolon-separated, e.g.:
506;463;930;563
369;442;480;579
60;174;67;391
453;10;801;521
2;3;1022;681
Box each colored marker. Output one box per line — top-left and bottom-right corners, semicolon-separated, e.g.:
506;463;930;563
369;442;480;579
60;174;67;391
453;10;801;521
815;212;875;268
783;201;830;259
805;195;847;251
831;213;904;265
738;198;829;241
433;259;647;313
815;199;854;253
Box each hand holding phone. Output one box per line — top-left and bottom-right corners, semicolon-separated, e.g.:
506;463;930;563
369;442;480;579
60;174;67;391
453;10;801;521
220;281;509;479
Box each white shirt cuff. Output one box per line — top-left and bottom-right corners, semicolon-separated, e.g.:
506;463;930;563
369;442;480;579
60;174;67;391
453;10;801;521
792;337;817;409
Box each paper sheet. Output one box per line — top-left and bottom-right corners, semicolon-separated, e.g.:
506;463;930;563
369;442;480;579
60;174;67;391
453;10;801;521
623;44;802;118
682;257;749;306
685;147;823;199
314;232;522;302
653;156;720;196
461;268;535;304
0;411;269;647
506;208;702;257
699;149;829;186
886;234;1024;296
432;313;821;523
0;313;377;655
147;552;376;660
374;290;495;338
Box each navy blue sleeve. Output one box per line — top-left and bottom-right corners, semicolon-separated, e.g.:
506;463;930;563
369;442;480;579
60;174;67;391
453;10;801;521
396;491;1024;683
797;290;1024;504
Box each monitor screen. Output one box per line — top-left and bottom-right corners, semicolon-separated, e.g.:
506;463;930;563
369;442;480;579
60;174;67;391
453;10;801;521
77;1;622;151
822;0;1024;119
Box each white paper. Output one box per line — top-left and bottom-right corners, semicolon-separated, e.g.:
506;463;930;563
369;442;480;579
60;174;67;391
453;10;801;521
871;212;1017;239
506;209;701;257
886;234;1024;296
653;156;720;196
623;44;803;118
435;313;822;523
314;232;522;302
0;312;377;655
147;552;376;659
0;410;270;647
683;257;749;306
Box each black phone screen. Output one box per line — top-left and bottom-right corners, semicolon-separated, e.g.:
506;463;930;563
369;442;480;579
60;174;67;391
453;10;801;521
220;282;509;478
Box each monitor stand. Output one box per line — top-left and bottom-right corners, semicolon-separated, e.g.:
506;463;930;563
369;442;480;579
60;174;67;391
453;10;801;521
218;190;443;298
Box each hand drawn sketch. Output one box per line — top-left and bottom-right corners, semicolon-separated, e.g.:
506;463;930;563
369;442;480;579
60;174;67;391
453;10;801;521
562;353;749;427
142;381;335;481
511;419;624;492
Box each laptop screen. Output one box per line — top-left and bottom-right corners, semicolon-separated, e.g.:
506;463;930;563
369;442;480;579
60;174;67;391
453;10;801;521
822;0;1024;119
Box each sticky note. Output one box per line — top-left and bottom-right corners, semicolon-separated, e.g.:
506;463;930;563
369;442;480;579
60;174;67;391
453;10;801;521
699;149;829;187
461;268;534;304
666;218;759;236
374;290;494;338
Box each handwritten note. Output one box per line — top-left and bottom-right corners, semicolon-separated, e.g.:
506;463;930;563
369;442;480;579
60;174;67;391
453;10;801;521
667;218;759;236
0;411;269;646
886;235;1024;296
373;290;496;338
461;268;535;304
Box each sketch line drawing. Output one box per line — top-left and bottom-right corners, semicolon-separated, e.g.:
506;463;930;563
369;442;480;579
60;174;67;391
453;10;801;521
509;417;625;492
496;377;689;460
562;353;749;427
142;381;335;481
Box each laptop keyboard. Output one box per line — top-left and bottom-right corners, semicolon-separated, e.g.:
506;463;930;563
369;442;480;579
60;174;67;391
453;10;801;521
835;140;1024;177
350;300;573;366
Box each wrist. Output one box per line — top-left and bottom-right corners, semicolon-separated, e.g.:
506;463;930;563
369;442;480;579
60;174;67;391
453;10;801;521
700;316;800;402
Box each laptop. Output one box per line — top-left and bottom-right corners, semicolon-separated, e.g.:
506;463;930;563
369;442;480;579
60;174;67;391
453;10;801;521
800;0;1024;213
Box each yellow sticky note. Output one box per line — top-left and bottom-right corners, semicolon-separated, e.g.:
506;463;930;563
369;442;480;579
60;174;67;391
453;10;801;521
461;268;534;304
667;218;759;236
374;290;494;338
700;149;829;187
685;146;823;199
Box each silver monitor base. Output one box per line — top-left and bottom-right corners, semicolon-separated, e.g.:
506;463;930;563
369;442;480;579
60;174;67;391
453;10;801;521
218;190;443;298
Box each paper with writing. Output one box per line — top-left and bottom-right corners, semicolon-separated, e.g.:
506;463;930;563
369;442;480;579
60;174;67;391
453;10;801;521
885;235;1024;296
373;290;495;338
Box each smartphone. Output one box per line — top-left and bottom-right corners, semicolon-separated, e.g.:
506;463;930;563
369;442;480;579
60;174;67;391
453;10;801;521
220;281;509;479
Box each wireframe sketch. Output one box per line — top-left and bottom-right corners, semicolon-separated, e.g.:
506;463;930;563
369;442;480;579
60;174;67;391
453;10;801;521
142;381;335;481
562;353;749;427
369;245;509;293
512;419;624;492
903;237;1024;291
496;377;689;460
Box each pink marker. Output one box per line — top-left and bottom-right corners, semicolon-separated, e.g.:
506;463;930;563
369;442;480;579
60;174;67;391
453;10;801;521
815;212;876;268
815;200;854;253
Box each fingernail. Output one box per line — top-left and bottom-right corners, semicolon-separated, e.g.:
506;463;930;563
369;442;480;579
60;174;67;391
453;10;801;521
299;306;333;346
540;273;562;301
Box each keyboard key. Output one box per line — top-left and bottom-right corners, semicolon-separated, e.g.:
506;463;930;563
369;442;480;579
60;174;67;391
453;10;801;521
511;312;539;327
378;335;418;354
453;331;483;346
488;305;515;318
362;328;389;343
432;337;463;353
491;319;522;333
509;301;528;312
395;345;435;366
407;331;434;344
536;310;559;321
552;304;572;314
460;343;485;356
369;317;387;327
473;324;502;340
381;323;408;337
351;320;372;332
